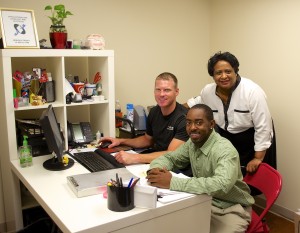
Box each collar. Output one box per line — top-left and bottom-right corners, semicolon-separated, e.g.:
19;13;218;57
193;130;217;157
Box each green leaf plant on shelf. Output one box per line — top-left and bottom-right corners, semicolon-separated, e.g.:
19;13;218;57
44;4;73;49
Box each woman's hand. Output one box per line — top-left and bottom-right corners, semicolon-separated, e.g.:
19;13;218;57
246;158;262;173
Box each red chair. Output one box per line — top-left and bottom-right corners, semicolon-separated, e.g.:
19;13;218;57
244;163;282;233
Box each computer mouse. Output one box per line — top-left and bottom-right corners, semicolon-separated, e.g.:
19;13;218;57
100;141;112;149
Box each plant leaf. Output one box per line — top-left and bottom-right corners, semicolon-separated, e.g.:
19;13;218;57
44;6;52;10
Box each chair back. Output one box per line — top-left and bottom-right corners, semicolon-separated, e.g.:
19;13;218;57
243;163;282;232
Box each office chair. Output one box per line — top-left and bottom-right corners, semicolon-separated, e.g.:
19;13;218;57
115;116;136;138
244;163;282;233
115;116;146;138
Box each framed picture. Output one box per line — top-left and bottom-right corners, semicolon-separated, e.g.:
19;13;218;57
0;8;39;48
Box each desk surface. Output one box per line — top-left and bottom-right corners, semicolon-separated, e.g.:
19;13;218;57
11;155;212;233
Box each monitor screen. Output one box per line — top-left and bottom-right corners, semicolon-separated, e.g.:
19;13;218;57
39;105;74;171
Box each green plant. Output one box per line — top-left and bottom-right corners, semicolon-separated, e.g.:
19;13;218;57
44;4;73;25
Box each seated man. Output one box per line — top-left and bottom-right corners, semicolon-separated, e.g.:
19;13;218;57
146;104;254;233
101;72;190;170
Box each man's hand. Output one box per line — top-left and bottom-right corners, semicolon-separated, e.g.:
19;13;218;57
99;137;120;148
114;151;140;165
146;168;172;189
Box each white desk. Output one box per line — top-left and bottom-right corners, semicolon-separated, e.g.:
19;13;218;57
11;155;212;233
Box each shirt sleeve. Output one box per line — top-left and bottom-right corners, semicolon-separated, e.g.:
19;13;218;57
173;115;189;142
149;143;191;171
171;142;239;196
146;107;154;136
249;86;273;151
187;96;202;108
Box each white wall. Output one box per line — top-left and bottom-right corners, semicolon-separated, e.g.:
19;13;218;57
1;0;299;228
1;0;211;110
0;0;211;229
211;0;300;216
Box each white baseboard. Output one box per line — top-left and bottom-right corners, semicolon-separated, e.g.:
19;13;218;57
255;196;295;221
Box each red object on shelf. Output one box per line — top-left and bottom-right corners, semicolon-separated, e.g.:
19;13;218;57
50;32;67;49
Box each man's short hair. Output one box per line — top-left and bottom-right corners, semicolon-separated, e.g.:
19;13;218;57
156;72;178;88
190;104;214;121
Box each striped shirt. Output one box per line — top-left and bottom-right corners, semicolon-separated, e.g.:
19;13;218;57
149;130;255;209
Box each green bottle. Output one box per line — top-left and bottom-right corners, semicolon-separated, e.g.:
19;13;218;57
19;135;32;167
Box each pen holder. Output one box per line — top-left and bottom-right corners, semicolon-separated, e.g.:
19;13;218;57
107;186;134;212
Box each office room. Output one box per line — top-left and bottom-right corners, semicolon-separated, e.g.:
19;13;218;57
0;0;299;232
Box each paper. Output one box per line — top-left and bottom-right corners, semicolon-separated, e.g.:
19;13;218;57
158;192;194;204
134;169;195;204
157;172;190;196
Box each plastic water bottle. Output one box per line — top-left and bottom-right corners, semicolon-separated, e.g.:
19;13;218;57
126;104;134;130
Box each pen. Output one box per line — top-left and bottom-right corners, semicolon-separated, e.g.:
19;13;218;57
116;173;119;187
130;178;140;188
127;177;134;188
120;177;123;187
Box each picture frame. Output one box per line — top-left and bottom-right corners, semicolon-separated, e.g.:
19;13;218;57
0;8;39;49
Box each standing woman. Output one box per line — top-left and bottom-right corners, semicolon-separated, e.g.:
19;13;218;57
184;51;276;175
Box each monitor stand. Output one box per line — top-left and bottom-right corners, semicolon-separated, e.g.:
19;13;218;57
43;156;74;171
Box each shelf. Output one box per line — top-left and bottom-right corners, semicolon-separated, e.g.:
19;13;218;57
1;49;114;58
14;100;109;111
0;49;115;230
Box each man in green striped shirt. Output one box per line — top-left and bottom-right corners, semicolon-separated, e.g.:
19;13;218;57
147;104;254;233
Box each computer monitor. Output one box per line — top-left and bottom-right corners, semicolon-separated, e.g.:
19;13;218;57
39;105;74;171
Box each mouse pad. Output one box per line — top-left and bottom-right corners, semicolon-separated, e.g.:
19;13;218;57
100;146;133;153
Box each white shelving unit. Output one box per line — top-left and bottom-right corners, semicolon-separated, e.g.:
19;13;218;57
0;49;115;231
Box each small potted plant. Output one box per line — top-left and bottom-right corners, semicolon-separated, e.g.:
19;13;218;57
44;4;73;49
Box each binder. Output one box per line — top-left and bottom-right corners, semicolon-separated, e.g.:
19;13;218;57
67;168;137;198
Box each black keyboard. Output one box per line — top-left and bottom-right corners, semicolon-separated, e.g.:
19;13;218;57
71;149;124;172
